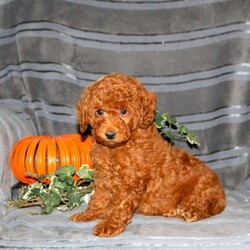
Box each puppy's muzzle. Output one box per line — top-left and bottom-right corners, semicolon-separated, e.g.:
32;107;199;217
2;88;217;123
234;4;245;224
105;131;116;140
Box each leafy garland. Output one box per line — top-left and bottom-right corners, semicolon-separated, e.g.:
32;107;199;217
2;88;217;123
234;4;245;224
154;111;200;146
7;111;199;214
7;165;94;214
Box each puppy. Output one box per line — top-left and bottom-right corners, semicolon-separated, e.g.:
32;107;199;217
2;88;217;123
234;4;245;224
70;73;226;237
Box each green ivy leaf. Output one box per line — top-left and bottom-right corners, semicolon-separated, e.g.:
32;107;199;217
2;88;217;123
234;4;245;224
65;176;75;186
43;206;53;214
40;191;62;214
22;183;44;200
162;131;175;144
179;125;188;135
28;188;42;197
154;112;164;128
56;165;75;177
55;165;75;184
76;165;94;181
50;191;62;207
50;177;65;192
67;191;81;210
165;113;178;127
186;132;200;146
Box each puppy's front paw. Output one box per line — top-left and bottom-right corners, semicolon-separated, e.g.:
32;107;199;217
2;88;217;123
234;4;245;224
93;221;125;237
70;212;95;222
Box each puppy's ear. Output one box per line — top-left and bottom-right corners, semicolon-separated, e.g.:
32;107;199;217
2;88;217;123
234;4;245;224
77;87;91;133
139;88;157;129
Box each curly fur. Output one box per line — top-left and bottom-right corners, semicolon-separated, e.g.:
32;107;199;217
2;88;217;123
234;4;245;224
70;73;226;237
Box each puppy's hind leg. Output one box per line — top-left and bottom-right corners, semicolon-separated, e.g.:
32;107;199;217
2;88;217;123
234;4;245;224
176;185;226;222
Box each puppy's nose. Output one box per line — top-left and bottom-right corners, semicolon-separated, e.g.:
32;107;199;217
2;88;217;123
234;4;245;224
105;131;116;140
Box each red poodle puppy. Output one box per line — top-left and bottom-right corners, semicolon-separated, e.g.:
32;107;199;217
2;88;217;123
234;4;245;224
70;73;226;237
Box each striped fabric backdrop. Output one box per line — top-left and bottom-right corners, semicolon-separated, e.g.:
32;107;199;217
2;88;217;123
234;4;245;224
0;0;249;190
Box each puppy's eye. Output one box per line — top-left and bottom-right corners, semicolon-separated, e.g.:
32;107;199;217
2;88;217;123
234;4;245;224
120;108;127;115
96;109;104;116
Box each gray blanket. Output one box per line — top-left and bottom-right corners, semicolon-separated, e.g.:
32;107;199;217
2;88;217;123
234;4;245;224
0;191;250;249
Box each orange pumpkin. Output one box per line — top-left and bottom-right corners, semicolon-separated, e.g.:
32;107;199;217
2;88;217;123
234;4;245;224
9;134;93;184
